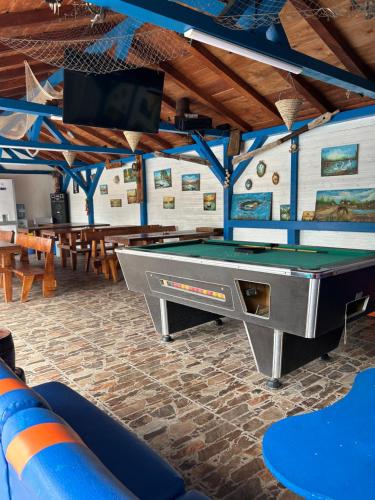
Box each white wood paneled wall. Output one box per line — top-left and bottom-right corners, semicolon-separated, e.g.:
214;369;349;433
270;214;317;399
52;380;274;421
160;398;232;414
67;116;374;248
146;146;223;230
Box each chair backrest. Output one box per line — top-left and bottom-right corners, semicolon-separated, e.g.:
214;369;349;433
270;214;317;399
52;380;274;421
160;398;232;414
16;233;53;254
0;230;14;243
160;225;177;232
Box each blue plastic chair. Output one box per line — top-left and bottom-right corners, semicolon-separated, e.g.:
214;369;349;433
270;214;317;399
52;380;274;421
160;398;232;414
263;368;375;500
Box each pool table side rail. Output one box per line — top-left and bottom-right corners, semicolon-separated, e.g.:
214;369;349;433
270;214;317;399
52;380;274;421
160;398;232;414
116;247;375;279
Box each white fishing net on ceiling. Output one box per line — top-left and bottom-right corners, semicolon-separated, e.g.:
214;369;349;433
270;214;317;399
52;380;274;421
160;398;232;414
171;0;374;29
0;9;189;74
0;61;62;141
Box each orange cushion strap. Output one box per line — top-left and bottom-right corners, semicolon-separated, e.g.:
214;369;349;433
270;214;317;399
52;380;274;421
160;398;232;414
6;422;83;476
0;378;27;396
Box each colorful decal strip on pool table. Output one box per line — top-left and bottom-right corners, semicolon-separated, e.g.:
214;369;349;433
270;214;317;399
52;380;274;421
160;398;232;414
160;279;226;301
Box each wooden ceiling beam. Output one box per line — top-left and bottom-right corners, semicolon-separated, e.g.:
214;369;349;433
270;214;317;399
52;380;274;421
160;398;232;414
188;40;279;119
147;134;174;150
289;0;374;80
162;95;177;113
275;69;336;113
160;62;252;130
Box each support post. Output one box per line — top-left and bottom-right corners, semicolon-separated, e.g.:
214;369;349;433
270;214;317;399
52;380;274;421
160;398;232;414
288;136;300;245
86;169;94;225
223;141;233;240
140;157;148;225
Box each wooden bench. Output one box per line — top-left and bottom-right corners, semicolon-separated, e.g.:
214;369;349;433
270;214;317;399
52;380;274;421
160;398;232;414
13;233;56;302
0;230;14;243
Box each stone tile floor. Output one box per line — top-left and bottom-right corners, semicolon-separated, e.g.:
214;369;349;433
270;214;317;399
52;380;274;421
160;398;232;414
1;262;374;499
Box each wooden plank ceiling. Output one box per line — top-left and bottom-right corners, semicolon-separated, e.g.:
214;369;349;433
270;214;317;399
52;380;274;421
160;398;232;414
0;0;374;165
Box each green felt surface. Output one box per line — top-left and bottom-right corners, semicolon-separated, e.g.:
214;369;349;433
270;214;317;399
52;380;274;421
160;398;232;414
140;240;375;271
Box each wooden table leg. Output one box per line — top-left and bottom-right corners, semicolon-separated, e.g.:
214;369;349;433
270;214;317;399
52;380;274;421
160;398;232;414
2;254;13;303
69;232;77;271
59;235;67;267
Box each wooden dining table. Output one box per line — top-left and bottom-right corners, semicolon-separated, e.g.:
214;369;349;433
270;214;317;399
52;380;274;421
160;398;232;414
0;241;21;302
105;229;222;247
40;224;111;269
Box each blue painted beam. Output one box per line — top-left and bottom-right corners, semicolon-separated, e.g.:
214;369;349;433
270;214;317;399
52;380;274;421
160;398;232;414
192;133;225;184
0;98;61;117
140;157;148;225
231;136;267;185
0;137;135;156
88;166;104;198
0;157;87;168
61;173;71;193
228;220;375;232
288;136;300;245
28;116;44;142
0;168;52;175
223;141;233;240
88;0;375;98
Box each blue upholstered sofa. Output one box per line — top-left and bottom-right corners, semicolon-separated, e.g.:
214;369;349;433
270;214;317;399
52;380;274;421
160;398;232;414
0;359;208;499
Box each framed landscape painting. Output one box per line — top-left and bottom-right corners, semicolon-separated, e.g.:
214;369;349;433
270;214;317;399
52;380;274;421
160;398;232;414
110;199;122;208
127;189;138;204
100;184;108;195
154;168;172;189
231;193;272;220
163;196;175;209
182;173;200;191
203;193;216;211
123;168;137;183
315;188;375;222
321;144;358;176
280;204;291;221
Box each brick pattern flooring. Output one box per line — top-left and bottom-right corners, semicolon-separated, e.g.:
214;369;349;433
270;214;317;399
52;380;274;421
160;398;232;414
1;263;374;499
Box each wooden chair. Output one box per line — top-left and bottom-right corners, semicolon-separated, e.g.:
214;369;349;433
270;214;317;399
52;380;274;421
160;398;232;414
13;233;56;302
0;230;14;243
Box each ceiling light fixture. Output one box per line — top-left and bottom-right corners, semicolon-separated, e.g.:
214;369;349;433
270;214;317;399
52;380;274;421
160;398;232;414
184;28;303;75
45;0;63;15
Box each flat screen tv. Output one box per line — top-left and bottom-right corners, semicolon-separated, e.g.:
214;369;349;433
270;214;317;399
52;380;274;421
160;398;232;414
63;67;165;133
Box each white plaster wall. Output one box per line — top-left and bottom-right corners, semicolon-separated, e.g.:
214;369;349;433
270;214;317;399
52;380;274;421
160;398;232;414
0;173;54;222
146;147;223;230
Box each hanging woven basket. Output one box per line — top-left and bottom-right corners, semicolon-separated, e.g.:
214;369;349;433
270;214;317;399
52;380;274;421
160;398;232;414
275;98;303;130
124;131;142;152
62;150;76;167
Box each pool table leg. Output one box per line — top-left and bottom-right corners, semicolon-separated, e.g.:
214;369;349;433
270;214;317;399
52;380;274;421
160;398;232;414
321;353;332;361
160;299;174;343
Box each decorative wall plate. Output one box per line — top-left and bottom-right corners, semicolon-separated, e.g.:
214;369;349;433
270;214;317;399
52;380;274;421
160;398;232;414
256;161;266;177
272;172;280;185
245;178;253;190
113;175;120;184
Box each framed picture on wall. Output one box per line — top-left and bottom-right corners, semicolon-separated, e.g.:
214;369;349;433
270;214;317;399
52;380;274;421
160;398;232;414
315;188;375;222
182;174;200;191
321;144;358;177
163;196;175;209
124;168;137;183
110;199;122;208
100;185;108;195
280;204;291;221
203;193;216;211
231;193;272;220
154;168;172;189
127;189;138;204
73;180;79;194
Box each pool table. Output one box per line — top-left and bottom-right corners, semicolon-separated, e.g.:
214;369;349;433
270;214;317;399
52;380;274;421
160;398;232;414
117;239;375;388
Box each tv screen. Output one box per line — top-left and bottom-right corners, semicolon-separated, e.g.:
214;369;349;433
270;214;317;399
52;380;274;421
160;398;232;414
63;67;165;133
